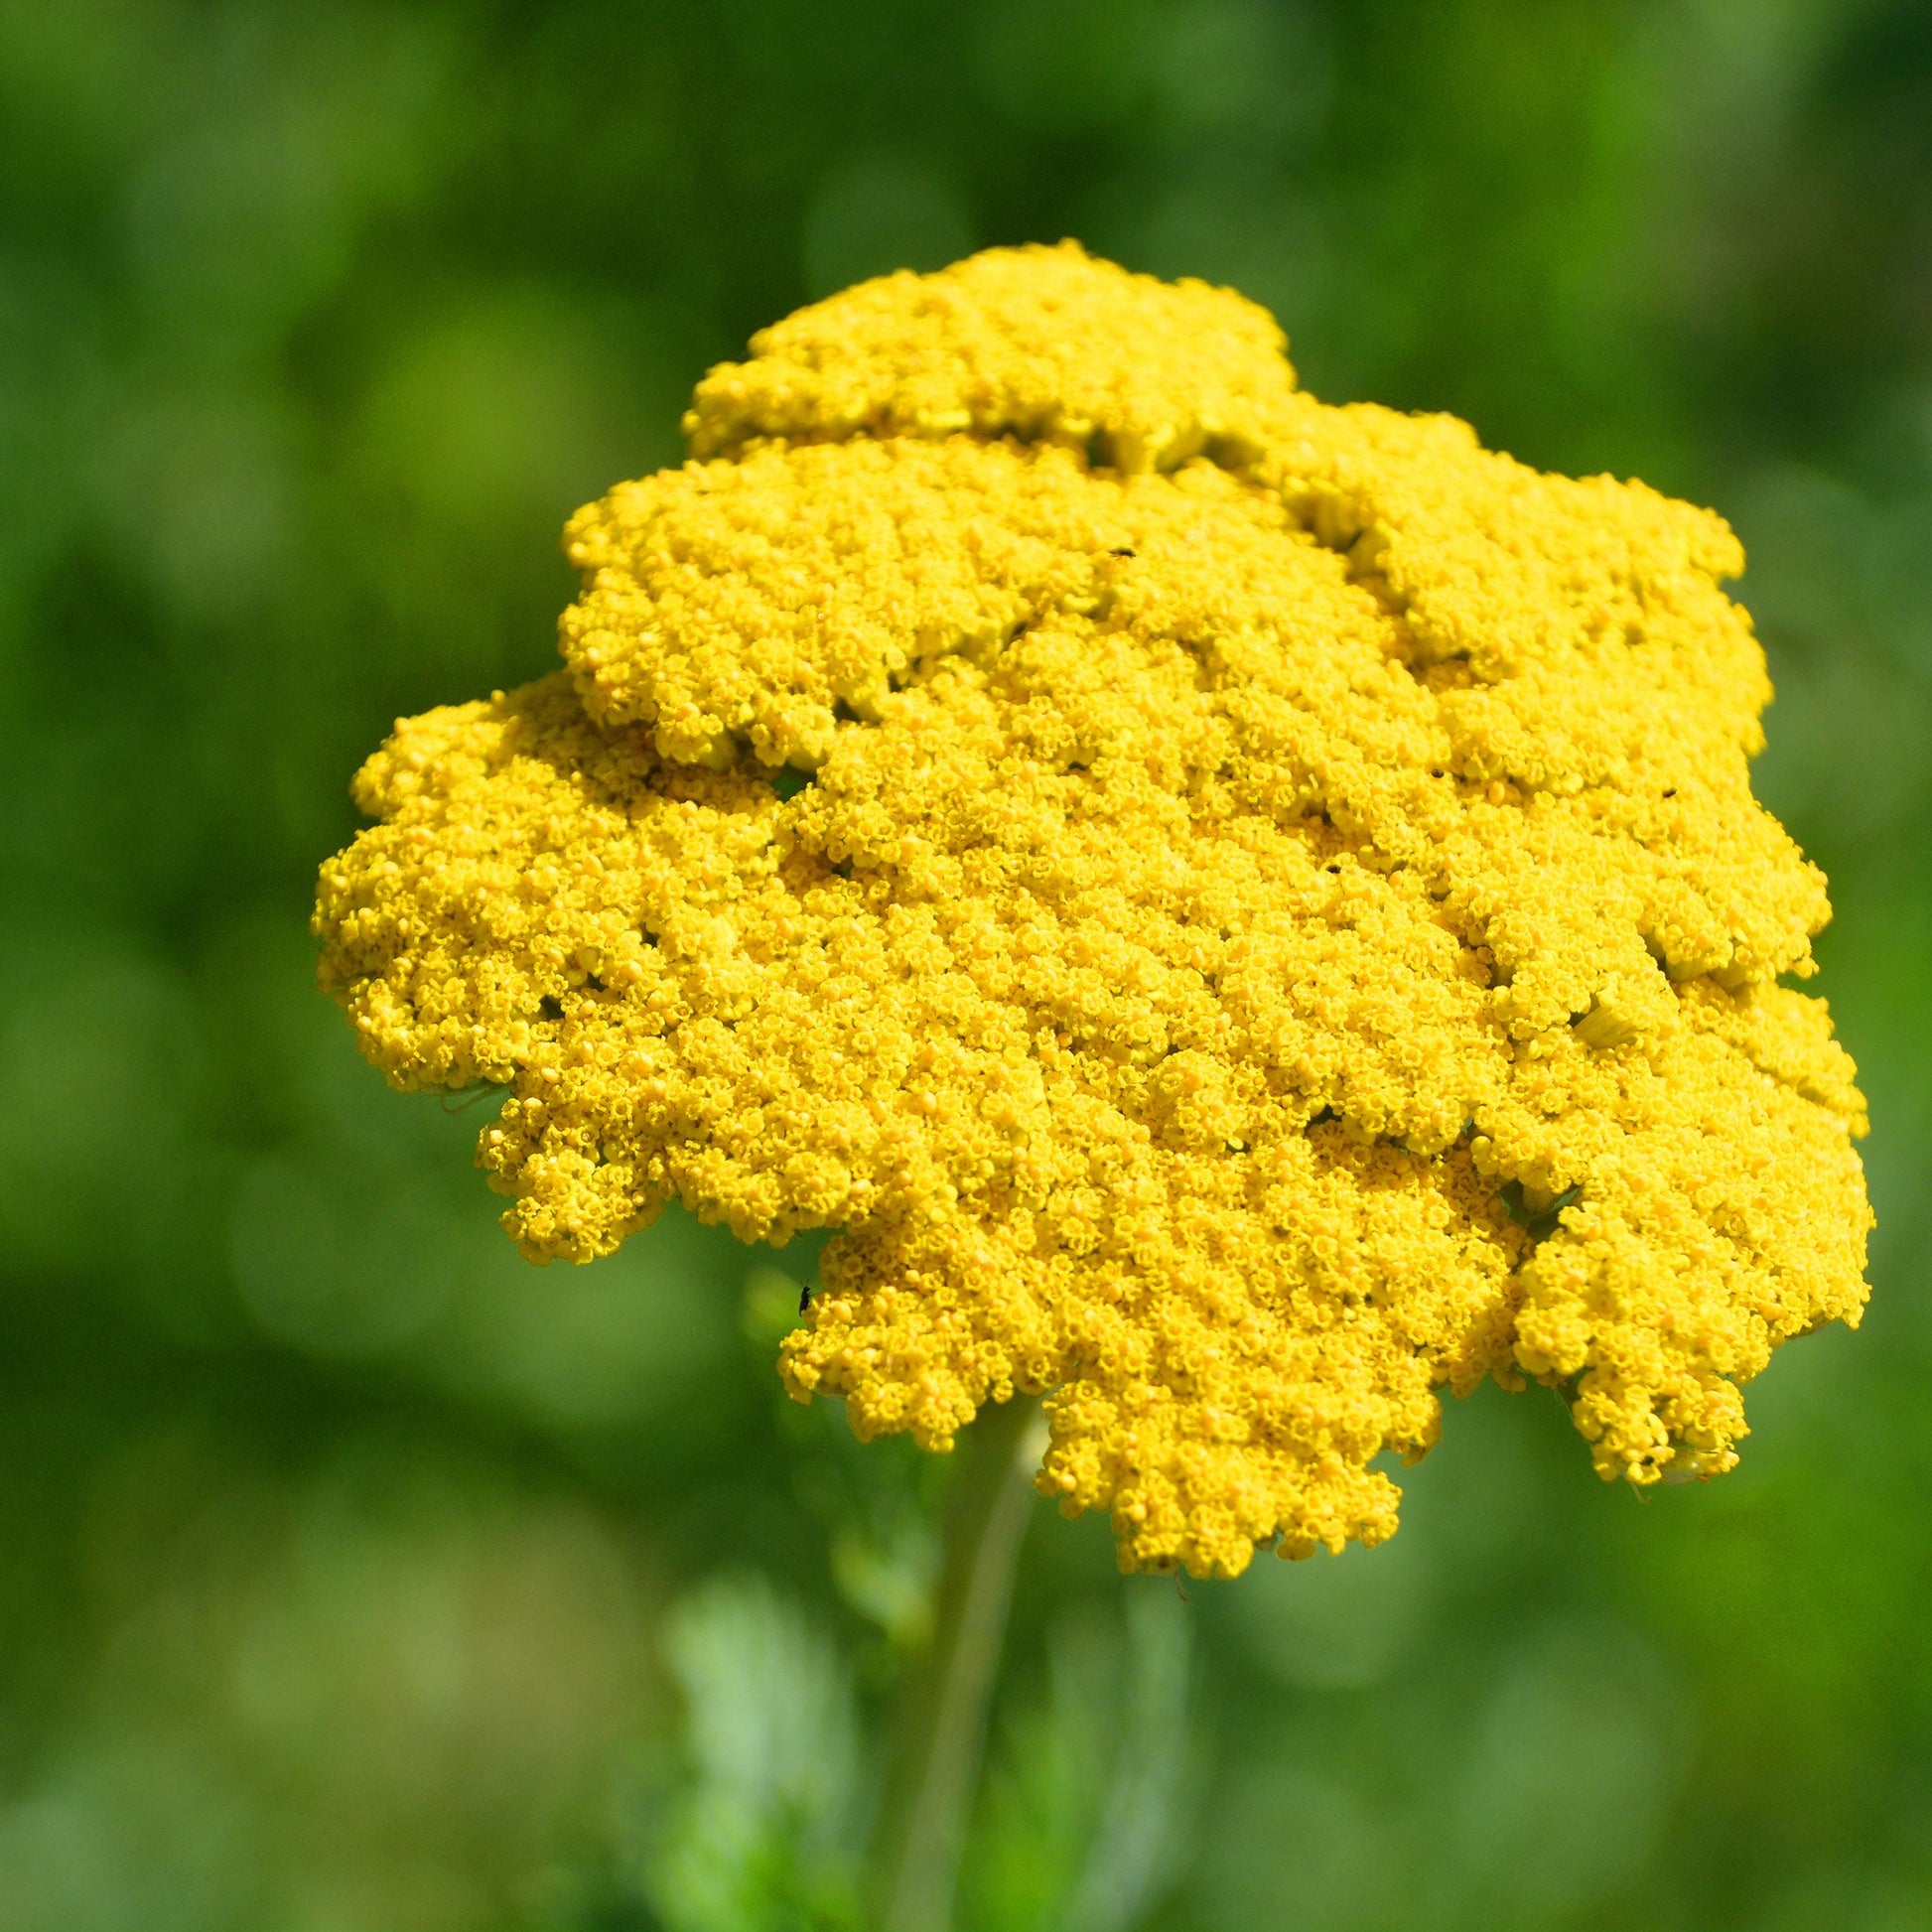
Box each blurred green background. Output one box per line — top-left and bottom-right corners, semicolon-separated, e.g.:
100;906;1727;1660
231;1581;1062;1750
2;1;1929;1927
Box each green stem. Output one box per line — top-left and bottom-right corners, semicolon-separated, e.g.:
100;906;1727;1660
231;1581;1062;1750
871;1393;1046;1932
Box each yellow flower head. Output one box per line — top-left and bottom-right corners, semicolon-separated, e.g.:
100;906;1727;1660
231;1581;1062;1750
316;242;1871;1579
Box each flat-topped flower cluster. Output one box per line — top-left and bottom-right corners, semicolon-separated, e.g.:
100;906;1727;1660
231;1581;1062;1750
316;243;1870;1578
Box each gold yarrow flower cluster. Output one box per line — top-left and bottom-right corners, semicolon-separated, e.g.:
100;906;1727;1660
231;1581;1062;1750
317;243;1871;1579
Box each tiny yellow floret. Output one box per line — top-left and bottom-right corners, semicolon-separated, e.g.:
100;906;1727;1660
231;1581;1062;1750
316;242;1871;1578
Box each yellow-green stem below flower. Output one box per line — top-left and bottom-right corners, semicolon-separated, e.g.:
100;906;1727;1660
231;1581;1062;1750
871;1394;1046;1932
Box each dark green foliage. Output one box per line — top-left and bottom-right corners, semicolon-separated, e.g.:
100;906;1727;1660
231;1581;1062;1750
1499;1181;1582;1244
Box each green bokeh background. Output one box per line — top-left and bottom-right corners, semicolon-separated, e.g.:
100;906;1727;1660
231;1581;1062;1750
2;2;1928;1927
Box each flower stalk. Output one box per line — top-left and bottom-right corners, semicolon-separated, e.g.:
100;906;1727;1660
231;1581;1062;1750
871;1394;1047;1932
